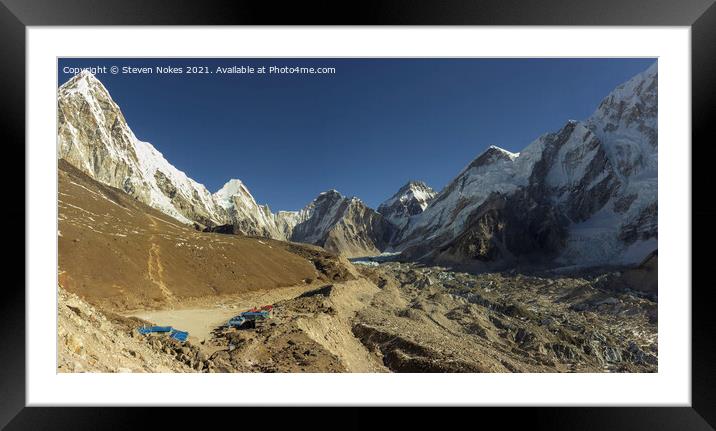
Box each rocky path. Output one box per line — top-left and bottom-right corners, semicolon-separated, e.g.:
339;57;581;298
147;243;175;302
126;281;331;344
203;278;387;372
146;216;175;302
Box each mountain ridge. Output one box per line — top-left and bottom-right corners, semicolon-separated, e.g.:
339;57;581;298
394;62;658;268
57;63;658;265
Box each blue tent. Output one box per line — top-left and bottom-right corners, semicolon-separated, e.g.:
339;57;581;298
170;329;189;342
137;326;173;335
137;325;189;343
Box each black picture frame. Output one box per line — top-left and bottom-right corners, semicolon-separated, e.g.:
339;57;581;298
3;0;715;429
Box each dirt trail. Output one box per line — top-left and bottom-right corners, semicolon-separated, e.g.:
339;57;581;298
147;243;176;302
126;282;327;343
206;278;387;372
293;279;385;372
145;215;176;303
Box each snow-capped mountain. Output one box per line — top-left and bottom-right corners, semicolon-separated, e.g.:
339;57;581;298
58;64;658;266
377;181;436;228
567;62;658;264
212;179;302;240
58;71;299;239
291;190;392;257
396;62;658;267
395;145;527;247
58;71;228;227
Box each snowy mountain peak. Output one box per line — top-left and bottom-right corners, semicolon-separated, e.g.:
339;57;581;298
221;178;245;188
59;71;110;100
214;179;252;205
209;178;304;239
73;69;100;85
587;61;657;178
392;181;435;204
319;189;343;197
311;190;346;207
397;180;429;193
77;69;95;78
213;179;265;220
465;145;520;172
58;72;229;227
378;180;436;228
487;145;520;160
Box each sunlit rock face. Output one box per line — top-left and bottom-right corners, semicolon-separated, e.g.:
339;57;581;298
291;190;393;258
58;71;228;227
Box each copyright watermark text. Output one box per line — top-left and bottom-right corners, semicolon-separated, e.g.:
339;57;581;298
61;64;337;77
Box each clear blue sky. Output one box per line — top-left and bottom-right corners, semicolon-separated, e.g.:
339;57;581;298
58;58;655;211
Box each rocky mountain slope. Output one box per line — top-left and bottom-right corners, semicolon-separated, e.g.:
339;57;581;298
212;179;301;240
57;72;393;256
58;71;228;227
395;63;658;268
290;190;393;258
58;159;353;310
58;71;300;240
377;181;436;228
58;286;196;373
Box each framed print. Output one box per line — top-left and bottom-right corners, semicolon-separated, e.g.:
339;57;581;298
4;0;716;428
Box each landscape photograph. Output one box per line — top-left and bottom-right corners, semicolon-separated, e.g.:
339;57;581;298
57;58;658;373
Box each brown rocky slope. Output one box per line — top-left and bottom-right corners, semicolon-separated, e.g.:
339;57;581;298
58;159;350;311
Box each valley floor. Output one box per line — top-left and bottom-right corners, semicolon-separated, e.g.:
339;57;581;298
59;261;657;373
